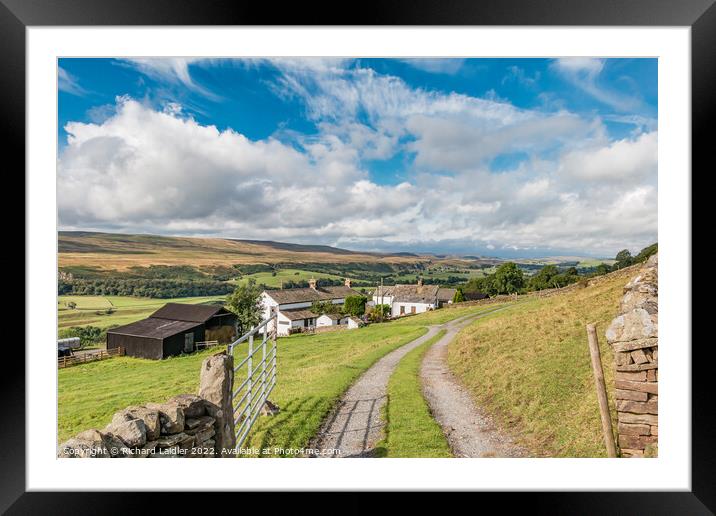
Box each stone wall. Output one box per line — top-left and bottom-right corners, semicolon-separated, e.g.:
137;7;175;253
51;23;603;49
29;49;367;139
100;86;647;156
606;254;658;457
58;352;236;458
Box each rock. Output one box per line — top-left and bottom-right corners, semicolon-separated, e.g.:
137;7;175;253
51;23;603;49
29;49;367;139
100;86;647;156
618;422;651;436
616;400;658;415
606;309;658;343
156;432;193;449
146;402;185;434
57;429;129;458
185;415;215;431
191;426;216;444
104;418;147;448
615;389;648;402
115;406;161;441
169;394;207;419
198;353;235;456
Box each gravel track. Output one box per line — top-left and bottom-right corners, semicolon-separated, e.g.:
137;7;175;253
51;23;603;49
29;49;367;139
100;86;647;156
311;312;490;458
420;306;528;458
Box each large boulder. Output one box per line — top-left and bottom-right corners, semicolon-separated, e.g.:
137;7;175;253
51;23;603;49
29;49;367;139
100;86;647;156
169;394;207;419
104;417;147;448
606;308;658;343
113;406;161;441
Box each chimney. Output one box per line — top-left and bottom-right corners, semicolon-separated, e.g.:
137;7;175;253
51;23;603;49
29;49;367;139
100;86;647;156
344;278;352;288
309;278;317;290
417;277;424;287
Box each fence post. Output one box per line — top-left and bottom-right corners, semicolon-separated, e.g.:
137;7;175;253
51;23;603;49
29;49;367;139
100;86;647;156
586;323;617;458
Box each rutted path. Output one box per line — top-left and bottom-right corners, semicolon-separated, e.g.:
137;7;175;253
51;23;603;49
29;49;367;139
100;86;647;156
311;311;502;458
420;305;527;457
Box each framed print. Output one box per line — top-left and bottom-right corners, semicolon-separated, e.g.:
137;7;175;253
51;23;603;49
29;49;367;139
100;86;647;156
5;0;710;511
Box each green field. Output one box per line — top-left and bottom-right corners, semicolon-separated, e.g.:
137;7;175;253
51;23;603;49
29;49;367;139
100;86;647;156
447;267;635;457
233;268;347;288
58;304;506;447
378;330;452;458
58;295;227;331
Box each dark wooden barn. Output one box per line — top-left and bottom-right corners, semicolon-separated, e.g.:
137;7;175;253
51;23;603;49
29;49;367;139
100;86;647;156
106;303;237;360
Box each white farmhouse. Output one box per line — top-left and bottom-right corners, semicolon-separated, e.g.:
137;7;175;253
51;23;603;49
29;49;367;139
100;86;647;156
372;279;454;317
261;278;361;336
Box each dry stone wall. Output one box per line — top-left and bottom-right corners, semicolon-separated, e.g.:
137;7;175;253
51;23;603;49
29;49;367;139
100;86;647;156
606;254;658;458
58;352;236;458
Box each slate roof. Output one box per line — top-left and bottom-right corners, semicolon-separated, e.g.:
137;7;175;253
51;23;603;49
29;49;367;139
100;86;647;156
318;313;342;320
374;284;441;304
437;288;457;302
150;303;226;323
107;318;201;339
264;285;360;305
281;308;319;321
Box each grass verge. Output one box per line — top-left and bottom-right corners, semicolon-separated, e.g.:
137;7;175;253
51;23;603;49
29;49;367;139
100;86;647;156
447;268;636;457
378;329;451;458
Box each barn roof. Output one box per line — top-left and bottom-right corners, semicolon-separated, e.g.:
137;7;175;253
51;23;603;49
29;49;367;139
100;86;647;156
107;318;201;339
149;303;227;323
281;308;319;321
318;312;342;320
264;285;360;305
437;288;457;301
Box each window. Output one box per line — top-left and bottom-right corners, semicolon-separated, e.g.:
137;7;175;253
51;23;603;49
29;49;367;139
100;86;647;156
411;306;416;314
400;306;405;315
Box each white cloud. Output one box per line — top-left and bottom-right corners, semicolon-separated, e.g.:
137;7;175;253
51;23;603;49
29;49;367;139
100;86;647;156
59;60;658;257
58;67;88;96
551;58;640;112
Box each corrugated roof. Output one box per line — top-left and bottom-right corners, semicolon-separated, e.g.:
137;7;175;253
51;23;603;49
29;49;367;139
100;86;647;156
150;303;226;323
264;286;360;305
107;318;201;339
281;308;319;321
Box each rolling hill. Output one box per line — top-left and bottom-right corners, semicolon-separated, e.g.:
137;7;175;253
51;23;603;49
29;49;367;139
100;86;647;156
58;231;433;271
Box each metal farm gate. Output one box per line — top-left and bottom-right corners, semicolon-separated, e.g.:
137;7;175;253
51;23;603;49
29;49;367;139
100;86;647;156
228;311;278;447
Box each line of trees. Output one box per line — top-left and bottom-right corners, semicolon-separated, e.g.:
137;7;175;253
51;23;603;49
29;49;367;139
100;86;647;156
462;243;657;297
58;278;234;298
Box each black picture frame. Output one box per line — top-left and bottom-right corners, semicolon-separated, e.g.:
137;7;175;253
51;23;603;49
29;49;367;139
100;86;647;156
5;0;708;512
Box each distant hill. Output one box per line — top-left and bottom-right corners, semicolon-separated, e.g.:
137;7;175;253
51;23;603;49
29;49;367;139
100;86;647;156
57;231;431;271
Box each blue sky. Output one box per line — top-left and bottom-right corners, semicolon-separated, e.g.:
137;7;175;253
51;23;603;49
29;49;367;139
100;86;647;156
57;58;657;258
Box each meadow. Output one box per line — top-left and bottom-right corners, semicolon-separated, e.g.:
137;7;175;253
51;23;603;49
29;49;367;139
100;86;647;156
447;266;636;457
58;294;226;331
57;304;506;447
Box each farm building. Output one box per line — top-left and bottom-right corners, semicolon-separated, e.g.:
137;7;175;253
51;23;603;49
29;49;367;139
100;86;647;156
437;288;457;307
371;279;441;317
106;303;237;359
316;313;350;328
260;278;361;336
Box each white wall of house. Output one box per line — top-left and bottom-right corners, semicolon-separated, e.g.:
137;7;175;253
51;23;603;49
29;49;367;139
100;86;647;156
391;302;434;317
316;314;337;327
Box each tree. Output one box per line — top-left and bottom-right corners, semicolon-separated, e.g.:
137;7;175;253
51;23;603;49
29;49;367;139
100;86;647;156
528;264;559;291
452;288;465;303
311;300;341;315
635;243;658;263
493;262;525;294
614;249;634;270
226;278;263;335
343;295;367;316
368;304;391;322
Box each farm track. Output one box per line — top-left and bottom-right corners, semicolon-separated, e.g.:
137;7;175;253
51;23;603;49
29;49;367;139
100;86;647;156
310;311;499;458
420;305;527;458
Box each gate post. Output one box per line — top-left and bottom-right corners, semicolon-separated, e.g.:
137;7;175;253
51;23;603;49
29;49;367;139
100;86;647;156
199;352;236;457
